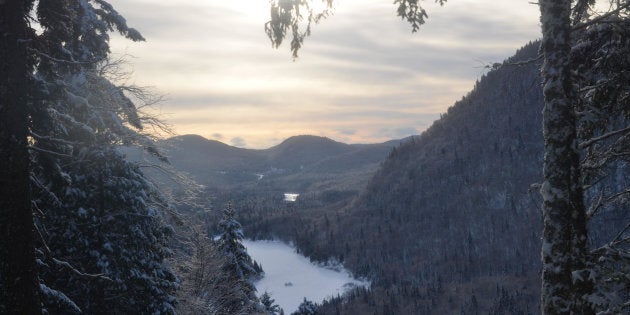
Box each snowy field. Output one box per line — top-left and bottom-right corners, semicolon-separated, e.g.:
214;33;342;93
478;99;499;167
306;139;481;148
243;240;368;313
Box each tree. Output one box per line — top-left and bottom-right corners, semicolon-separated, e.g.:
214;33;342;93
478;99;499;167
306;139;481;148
570;4;630;313
265;0;442;58
29;2;179;311
0;1;41;313
292;298;319;315
36;148;178;313
216;202;262;313
264;1;630;314
538;1;592;313
218;202;260;279
261;291;283;315
1;0;169;312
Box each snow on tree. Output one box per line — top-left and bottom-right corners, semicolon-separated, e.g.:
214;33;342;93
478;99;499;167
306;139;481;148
292;298;319;315
261;291;283;315
1;0;44;312
9;0;178;312
35;147;178;313
218;202;263;281
538;0;593;313
216;202;263;313
570;4;630;314
264;1;630;314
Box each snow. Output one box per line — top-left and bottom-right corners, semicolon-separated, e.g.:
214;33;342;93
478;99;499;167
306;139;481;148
284;193;299;202
243;240;368;313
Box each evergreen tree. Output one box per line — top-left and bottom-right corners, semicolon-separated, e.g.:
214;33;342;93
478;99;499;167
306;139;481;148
218;202;261;281
0;1;40;312
216;202;262;313
36;147;178;313
292;298;319;315
261;291;283;315
26;0;176;312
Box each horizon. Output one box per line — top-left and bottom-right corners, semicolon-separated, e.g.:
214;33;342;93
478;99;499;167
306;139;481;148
166;132;410;150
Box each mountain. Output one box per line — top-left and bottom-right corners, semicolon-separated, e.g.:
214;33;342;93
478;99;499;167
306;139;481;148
266;135;354;171
241;42;546;314
152;134;400;192
328;43;544;313
163;134;266;172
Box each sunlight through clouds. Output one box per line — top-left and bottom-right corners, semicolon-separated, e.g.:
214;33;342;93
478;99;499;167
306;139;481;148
108;0;540;148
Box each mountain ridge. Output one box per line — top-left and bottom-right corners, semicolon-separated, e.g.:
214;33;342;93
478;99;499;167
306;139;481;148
238;41;546;314
155;133;402;190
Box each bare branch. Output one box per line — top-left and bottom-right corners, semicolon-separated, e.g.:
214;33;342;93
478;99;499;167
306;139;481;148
572;2;630;30
51;258;112;281
27;145;72;158
579;125;630;149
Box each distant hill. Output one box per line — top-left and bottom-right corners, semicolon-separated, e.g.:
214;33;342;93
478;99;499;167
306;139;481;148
241;42;546;314
162;134;266;172
266;135;354;171
150;134;399;192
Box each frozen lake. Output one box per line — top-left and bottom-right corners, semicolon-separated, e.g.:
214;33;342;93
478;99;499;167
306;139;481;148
243;240;367;313
283;193;299;202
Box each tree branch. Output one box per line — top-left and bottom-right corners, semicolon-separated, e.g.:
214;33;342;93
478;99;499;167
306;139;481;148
579;125;630;149
572;2;630;31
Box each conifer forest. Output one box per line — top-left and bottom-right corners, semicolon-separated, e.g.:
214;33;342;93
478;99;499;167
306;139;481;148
1;0;630;314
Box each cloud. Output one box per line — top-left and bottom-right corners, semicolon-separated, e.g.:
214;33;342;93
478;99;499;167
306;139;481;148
230;137;247;148
337;128;356;136
374;127;420;139
108;0;541;148
211;133;223;140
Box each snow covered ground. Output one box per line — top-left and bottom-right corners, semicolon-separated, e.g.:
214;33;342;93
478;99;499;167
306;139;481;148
243;240;368;313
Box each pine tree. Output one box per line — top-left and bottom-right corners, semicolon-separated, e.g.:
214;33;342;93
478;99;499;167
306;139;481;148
570;6;630;314
27;0;177;312
218;202;261;281
261;291;283;315
36;147;178;313
216;202;262;313
292;298;319;315
0;1;40;312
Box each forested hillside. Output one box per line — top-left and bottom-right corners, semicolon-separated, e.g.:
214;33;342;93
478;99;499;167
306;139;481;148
327;42;544;314
4;0;629;313
155;134;396;190
248;42;547;314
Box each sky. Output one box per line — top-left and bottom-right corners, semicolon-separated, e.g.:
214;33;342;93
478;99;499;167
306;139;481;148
108;0;541;149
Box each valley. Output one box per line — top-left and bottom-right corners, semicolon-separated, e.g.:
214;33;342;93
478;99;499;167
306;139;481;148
142;42;548;313
140;41;630;314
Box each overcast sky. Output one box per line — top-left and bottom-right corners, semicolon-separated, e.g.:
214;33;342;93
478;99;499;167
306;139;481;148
108;0;541;149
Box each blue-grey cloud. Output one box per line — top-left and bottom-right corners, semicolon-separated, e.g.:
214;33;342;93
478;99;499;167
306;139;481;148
337;128;356;136
230;137;246;148
107;0;541;148
374;127;420;139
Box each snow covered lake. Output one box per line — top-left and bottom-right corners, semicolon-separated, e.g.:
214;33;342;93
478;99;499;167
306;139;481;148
283;193;299;202
243;240;368;313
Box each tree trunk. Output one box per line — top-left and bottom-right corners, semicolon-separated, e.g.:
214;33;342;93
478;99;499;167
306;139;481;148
0;1;40;313
539;0;593;314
